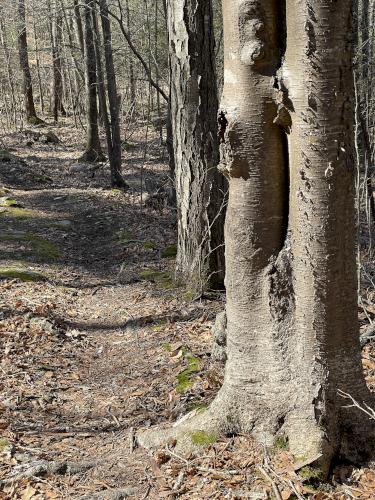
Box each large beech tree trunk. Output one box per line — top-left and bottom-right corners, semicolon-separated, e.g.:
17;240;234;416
168;0;227;291
139;0;374;472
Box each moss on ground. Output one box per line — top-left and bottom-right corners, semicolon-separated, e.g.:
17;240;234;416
123;142;137;151
152;320;167;331
0;268;45;282
273;435;289;450
0;438;10;452
143;240;157;250
176;353;200;393
161;244;177;258
0;233;60;260
139;269;175;289
299;466;324;483
190;431;217;446
0;207;35;219
0;197;18;207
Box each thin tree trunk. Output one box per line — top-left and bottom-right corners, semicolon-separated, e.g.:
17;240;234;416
17;0;42;124
80;0;105;162
51;2;66;121
99;0;127;188
31;0;44;113
74;0;85;56
126;2;136;109
168;0;226;291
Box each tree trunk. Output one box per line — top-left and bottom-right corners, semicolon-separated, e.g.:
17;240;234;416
169;0;226;292
74;0;85;56
139;0;374;473
51;4;66;121
80;0;105;163
17;0;42;124
99;0;127;188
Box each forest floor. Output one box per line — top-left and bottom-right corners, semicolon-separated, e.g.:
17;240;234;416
1;119;375;499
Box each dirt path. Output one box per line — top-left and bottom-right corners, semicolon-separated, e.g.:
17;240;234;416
0;124;225;499
1;124;375;499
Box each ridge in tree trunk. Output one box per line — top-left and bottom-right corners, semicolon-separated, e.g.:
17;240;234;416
138;0;375;475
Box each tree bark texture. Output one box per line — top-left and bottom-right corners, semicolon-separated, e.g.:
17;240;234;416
99;0;126;188
17;0;40;123
168;0;227;291
51;7;66;120
139;0;375;472
81;0;105;162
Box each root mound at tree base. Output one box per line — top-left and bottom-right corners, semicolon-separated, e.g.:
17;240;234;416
137;389;375;479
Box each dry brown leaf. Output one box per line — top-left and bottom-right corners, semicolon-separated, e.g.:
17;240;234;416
20;485;37;500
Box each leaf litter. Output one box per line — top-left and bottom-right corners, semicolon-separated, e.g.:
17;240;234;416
0;122;374;499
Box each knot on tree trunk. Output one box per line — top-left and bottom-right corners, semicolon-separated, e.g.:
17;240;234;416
211;310;227;362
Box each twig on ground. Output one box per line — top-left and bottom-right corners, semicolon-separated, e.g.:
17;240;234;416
257;466;283;500
338;389;375;420
0;459;98;485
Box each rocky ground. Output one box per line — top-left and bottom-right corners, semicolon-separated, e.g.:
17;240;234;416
0;119;375;499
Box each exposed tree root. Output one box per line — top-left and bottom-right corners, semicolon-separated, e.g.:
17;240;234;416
137;406;229;454
0;459;98;485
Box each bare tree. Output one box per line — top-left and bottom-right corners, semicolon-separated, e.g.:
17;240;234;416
80;0;105;162
139;0;374;473
17;0;43;124
99;0;127;188
168;0;226;292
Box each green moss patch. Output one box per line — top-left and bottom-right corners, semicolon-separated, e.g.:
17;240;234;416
152;320;167;332
274;435;289;450
190;431;217;447
299;466;324;482
0;438;10;452
139;269;175;289
0;197;19;207
0;207;35;219
0;268;45;282
0;233;60;260
161;245;177;258
176;353;200;393
143;240;157;250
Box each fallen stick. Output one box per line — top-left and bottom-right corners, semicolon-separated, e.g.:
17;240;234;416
0;459;98;485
